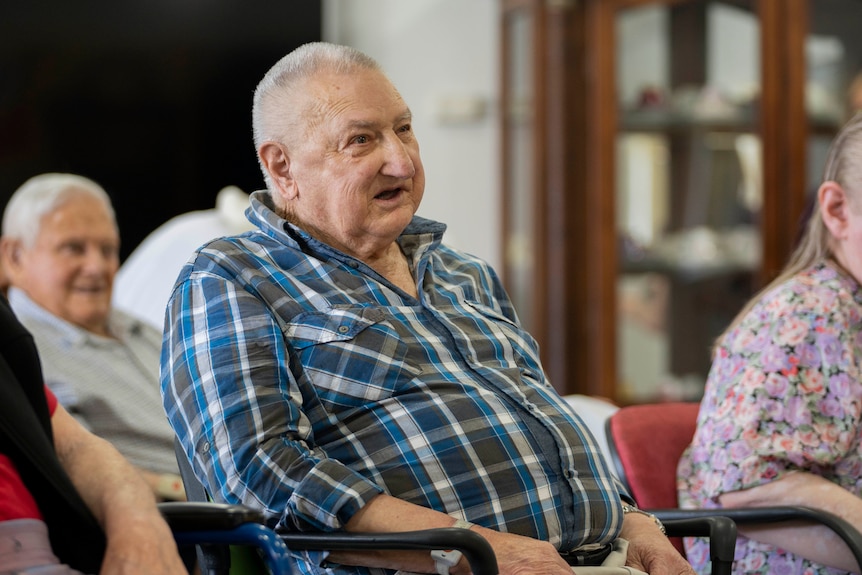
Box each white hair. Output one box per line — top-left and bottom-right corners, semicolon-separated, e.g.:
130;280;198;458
2;173;116;248
251;42;384;191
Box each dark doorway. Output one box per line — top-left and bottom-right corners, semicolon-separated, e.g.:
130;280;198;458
0;1;321;259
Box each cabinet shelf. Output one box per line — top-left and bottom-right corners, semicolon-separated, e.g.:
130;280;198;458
621;107;841;134
620;108;757;133
500;0;841;400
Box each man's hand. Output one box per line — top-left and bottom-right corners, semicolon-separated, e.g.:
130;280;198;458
459;527;574;575
340;494;574;574
621;512;695;575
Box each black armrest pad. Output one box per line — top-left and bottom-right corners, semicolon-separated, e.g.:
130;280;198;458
282;528;499;575
653;506;862;573
158;501;265;530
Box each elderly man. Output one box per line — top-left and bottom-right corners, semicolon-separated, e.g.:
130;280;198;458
161;42;693;575
0;173;184;502
0;294;186;574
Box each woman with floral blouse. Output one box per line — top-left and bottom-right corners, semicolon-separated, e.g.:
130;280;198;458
678;112;862;575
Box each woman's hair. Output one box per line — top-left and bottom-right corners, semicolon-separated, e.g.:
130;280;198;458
251;42;384;191
715;111;862;347
2;172;115;248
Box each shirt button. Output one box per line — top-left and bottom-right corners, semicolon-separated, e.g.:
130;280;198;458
337;325;349;334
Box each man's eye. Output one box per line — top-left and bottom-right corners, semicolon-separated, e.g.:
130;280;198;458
61;244;85;256
353;135;369;144
398;124;411;134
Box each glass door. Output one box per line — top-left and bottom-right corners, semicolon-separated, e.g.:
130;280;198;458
502;2;539;333
614;1;763;403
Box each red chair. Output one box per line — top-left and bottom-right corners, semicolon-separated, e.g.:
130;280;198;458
606;402;862;570
606;402;699;516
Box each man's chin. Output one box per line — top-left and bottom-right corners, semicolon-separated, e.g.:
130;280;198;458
374;214;415;241
68;306;111;334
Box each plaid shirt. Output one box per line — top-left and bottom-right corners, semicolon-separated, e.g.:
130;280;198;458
161;191;625;574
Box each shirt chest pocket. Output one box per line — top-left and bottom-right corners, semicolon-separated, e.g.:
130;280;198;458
284;307;419;408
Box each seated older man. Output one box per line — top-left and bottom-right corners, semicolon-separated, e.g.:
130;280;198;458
0;294;186;574
0;173;184;502
161;42;693;575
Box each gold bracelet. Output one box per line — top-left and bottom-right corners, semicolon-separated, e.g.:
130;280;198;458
621;503;666;536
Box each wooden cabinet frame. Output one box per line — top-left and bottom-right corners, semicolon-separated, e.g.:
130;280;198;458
501;0;809;399
501;0;588;396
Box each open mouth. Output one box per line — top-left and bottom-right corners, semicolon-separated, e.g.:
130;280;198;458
73;285;107;294
374;188;402;201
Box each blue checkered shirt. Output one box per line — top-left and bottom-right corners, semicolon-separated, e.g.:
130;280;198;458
161;191;626;574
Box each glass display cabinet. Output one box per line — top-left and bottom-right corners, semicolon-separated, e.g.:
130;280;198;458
501;0;861;401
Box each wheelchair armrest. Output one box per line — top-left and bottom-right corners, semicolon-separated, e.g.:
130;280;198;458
659;515;736;575
158;501;264;531
281;528;499;575
158;502;291;575
653;505;862;573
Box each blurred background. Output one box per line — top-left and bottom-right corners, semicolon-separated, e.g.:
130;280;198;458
0;0;499;266
0;1;321;260
3;0;861;403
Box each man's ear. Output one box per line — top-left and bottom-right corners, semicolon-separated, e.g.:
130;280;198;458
0;237;25;281
258;142;298;201
819;181;850;240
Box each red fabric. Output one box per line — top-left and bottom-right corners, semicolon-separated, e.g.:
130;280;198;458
0;387;58;521
606;401;700;555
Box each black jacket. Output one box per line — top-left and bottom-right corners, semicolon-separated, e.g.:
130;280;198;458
0;295;106;572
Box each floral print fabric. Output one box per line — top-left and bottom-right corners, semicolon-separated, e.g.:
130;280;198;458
677;261;862;574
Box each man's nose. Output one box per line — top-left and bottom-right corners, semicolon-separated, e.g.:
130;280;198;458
82;247;115;272
382;135;415;178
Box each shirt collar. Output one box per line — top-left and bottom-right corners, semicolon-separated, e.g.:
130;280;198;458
247;189;448;264
7;287;145;347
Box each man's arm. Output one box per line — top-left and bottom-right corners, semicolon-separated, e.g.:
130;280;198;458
330;493;695;575
51;402;187;575
162;273;386;530
330;493;574;575
719;471;862;573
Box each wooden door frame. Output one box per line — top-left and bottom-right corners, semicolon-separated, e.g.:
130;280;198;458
500;0;549;361
502;0;586;395
499;0;808;399
579;0;807;400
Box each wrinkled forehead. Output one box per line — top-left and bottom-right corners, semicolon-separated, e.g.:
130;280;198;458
299;68;408;124
38;194;118;236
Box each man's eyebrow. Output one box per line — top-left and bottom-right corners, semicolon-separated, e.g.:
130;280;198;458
344;109;413;130
396;109;413;123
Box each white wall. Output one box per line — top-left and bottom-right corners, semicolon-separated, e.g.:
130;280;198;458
322;0;501;270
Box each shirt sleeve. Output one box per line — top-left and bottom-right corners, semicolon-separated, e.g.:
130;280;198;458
161;270;383;533
44;385;58;416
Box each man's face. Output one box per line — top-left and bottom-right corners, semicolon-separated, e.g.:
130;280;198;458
272;68;425;260
6;192;119;335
